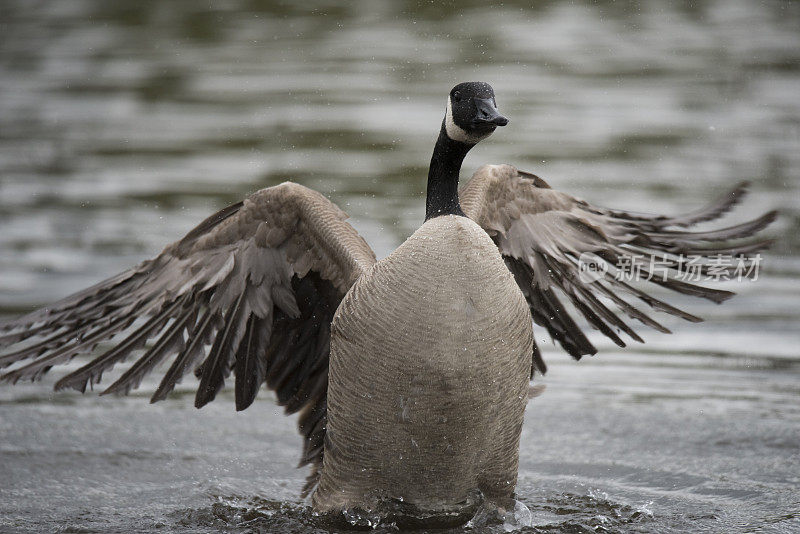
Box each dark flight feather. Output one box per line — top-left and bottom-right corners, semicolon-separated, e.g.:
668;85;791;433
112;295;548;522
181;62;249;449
195;292;249;408
234;314;271;411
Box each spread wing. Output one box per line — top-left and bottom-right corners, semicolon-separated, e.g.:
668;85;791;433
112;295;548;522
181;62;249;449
460;164;776;375
0;181;376;495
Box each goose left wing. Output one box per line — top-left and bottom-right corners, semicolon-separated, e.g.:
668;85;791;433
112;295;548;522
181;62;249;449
0;182;376;494
460;164;776;375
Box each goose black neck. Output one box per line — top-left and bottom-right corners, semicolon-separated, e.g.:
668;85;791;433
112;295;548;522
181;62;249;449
425;125;472;220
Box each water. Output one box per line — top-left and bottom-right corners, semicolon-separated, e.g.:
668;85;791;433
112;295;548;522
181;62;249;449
1;0;799;532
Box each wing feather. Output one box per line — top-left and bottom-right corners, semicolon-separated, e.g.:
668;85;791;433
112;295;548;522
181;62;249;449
151;307;219;403
234;314;271;411
196;292;249;408
53;296;190;393
102;307;196;396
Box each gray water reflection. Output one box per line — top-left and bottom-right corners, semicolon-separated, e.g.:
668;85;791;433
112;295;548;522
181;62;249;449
1;0;799;532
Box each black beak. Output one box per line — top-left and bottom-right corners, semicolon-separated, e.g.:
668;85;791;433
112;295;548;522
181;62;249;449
474;98;509;127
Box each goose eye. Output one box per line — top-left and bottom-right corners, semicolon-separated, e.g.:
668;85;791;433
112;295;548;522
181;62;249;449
452;91;461;103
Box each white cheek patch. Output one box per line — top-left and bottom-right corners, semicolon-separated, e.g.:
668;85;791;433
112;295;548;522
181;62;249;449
445;96;492;145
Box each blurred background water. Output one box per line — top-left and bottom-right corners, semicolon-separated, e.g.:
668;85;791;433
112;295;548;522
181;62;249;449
0;0;798;532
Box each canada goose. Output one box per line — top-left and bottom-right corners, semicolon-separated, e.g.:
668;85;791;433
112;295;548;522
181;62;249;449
0;81;775;527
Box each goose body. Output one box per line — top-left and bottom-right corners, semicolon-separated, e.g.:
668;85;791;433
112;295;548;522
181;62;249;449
0;82;775;526
316;215;531;515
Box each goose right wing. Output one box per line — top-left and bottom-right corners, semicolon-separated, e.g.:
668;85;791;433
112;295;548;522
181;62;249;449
461;164;775;375
0;181;377;495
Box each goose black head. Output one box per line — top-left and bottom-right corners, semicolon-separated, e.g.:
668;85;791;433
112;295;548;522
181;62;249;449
444;81;509;145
